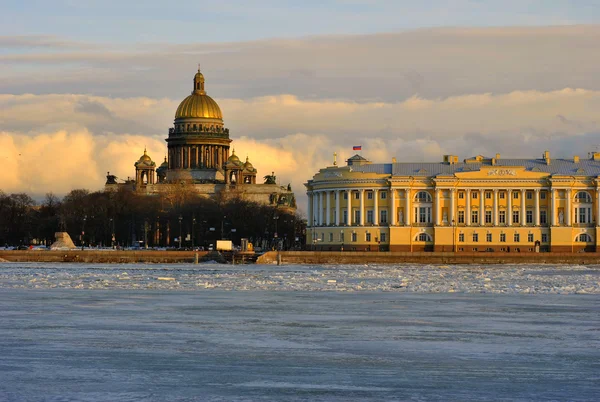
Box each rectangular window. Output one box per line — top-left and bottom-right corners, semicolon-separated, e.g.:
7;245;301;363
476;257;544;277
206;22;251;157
472;192;478;199
499;211;506;224
340;232;344;242
418;207;431;223
320;233;324;242
471;210;479;224
380;210;388;224
579;208;587;224
486;233;492;242
459;233;465;242
458;210;465;224
513;192;519;199
500;192;505;199
540;210;547;225
500;233;506;242
513;210;519;224
541;233;548;243
367;210;374;224
329;233;334;242
526;210;533;224
514;233;520;242
351;232;357;242
540;192;546;200
354;210;360;224
380;191;387;199
367;192;373;200
354;192;360;200
458;192;464;199
343;210;348;224
485;192;492;199
527;233;534;242
472;233;479;242
485;210;492;224
344;192;348;200
380;232;386;242
366;232;371;242
526;191;533;200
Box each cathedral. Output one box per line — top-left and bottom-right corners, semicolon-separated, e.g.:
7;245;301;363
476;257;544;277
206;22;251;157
106;68;296;211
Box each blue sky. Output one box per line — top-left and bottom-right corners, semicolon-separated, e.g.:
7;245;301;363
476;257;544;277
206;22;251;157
2;0;600;43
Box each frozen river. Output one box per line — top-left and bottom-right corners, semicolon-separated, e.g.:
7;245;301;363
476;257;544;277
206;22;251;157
1;263;599;401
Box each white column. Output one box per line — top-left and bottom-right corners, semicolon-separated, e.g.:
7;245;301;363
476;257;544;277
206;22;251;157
534;189;540;226
450;189;455;224
493;189;498;226
466;189;471;226
347;189;352;225
521;189;526;226
373;189;379;225
359;189;365;226
391;189;397;226
318;191;324;225
480;189;485;226
326;191;331;226
597;188;600;226
307;192;313;227
507;189;512;226
566;189;571;226
405;189;411;226
435;189;441;226
335;190;340;226
312;192;318;226
550;189;556;226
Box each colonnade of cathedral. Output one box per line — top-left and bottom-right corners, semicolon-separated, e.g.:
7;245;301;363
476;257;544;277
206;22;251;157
168;145;229;170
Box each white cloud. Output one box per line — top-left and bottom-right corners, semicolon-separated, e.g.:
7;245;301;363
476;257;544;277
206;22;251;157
2;88;600;214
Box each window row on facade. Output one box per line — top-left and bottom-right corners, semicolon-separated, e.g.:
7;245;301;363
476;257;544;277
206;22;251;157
307;188;599;228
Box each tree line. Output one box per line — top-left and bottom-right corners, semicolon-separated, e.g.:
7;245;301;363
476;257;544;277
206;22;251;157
0;187;305;250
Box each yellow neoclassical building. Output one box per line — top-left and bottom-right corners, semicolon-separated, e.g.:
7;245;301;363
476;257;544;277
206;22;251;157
305;152;600;252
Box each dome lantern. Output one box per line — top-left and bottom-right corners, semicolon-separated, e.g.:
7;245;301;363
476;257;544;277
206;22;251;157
174;68;223;121
193;66;206;95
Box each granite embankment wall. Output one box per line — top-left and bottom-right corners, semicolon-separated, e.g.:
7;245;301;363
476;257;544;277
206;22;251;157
0;250;210;263
257;251;600;265
2;250;599;265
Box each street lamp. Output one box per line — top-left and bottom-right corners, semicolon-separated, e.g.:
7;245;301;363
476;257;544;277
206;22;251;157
178;215;183;249
192;216;196;249
81;215;87;250
109;218;114;248
273;215;280;250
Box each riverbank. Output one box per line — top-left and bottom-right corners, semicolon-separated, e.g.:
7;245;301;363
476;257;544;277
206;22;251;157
1;249;600;264
257;251;600;265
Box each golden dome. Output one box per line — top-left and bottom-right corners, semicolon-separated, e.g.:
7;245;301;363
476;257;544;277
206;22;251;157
139;148;152;162
175;68;223;120
243;156;255;170
226;149;242;166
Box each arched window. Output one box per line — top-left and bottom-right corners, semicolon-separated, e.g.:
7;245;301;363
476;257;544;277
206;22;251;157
574;191;593;224
575;191;592;203
413;191;433;224
576;233;592;242
414;191;432;202
416;232;432;242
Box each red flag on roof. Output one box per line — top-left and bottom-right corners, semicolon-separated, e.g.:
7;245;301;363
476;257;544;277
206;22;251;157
353;145;362;151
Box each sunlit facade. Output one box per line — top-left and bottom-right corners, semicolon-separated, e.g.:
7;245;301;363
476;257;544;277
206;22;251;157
305;152;600;252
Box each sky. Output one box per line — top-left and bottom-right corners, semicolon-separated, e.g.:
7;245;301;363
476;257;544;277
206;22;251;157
1;1;600;214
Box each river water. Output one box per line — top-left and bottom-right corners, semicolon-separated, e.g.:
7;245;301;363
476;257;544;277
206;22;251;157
1;262;599;401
